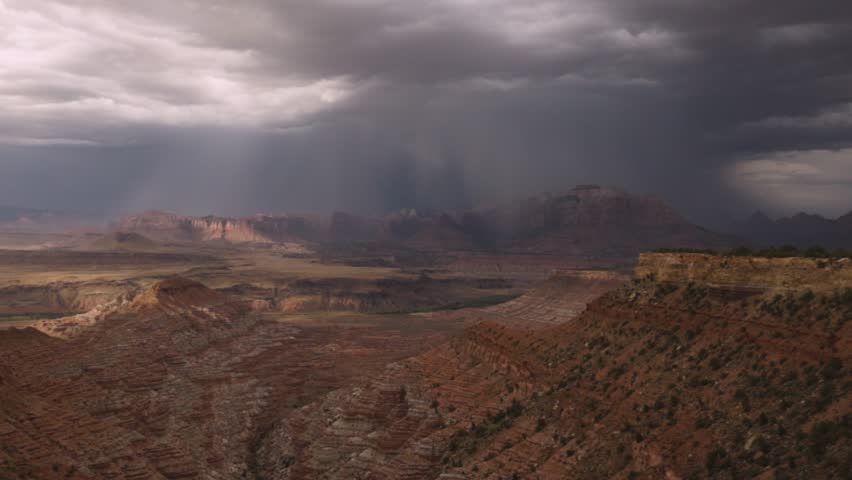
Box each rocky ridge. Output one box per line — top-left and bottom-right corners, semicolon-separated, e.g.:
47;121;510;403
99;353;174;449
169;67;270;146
255;253;851;479
734;211;852;249
636;252;852;291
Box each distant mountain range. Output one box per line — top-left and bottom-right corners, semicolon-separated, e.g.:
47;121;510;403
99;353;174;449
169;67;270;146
0;206;52;223
113;185;734;256
731;210;852;249
0;206;100;232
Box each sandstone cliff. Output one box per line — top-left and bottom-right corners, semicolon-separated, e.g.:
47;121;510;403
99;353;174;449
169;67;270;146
636;252;852;291
113;211;323;244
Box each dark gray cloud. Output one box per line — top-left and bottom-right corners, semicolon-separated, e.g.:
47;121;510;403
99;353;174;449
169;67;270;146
1;0;851;225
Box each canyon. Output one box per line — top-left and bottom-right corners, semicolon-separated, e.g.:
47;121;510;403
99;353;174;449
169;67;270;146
0;185;848;479
0;250;849;479
4;2;850;478
253;253;852;479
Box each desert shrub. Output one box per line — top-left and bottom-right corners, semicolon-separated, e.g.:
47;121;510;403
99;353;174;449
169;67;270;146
654;248;717;255
448;438;460;452
804;246;831;258
709;357;724;370
836;288;852;305
815;383;836;412
506;399;523;418
734;389;752;412
695;417;713;429
809;416;851;458
706;447;729;474
822;358;843;380
728;246;754;256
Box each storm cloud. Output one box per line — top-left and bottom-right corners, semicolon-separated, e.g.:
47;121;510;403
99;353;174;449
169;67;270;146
1;0;851;224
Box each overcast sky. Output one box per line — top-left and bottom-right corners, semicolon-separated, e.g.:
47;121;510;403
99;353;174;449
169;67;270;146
1;0;851;224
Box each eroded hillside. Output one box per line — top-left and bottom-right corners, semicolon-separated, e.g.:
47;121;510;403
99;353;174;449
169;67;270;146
255;254;851;479
1;254;849;479
0;278;465;479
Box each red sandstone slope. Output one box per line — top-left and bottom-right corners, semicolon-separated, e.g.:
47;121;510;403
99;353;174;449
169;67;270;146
0;279;258;478
257;254;851;479
0;278;462;479
2;256;849;479
477;270;627;327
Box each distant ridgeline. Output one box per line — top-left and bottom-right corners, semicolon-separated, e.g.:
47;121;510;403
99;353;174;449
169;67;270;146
111;185;735;256
732;210;852;249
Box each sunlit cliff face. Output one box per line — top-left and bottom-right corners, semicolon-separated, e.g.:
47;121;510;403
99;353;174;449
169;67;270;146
1;0;851;222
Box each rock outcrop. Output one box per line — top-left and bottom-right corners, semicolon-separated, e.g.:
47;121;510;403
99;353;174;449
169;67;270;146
112;211;324;244
636;252;852;291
